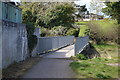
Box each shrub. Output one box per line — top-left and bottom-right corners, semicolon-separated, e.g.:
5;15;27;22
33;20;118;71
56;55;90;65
50;26;68;36
28;35;37;57
40;26;68;37
26;23;38;57
40;27;51;37
96;74;111;79
87;20;118;44
76;54;87;60
66;28;79;37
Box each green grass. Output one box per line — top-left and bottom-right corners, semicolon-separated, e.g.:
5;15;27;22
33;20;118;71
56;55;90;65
75;21;89;37
75;21;88;25
87;20;118;38
83;57;118;63
75;20;118;37
93;44;119;49
94;20;118;31
70;43;119;78
92;44;119;60
95;20;118;35
78;25;88;37
70;58;119;78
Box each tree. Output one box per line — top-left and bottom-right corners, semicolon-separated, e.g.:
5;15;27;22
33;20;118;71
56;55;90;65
19;2;49;26
19;2;75;28
102;1;120;24
75;5;87;19
43;3;75;27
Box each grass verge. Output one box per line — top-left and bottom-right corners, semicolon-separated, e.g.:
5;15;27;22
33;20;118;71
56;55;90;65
70;43;119;78
70;59;119;78
93;44;119;61
2;57;41;78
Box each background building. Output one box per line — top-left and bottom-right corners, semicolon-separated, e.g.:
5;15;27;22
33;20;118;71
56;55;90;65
0;2;22;23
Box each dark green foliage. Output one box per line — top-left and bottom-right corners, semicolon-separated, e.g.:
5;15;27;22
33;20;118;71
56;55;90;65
102;1;120;24
40;32;46;37
26;23;38;57
66;28;79;37
40;27;49;37
76;54;87;60
50;26;68;36
75;5;87;19
19;2;75;28
28;35;37;57
22;10;37;25
96;74;111;79
44;3;75;27
40;26;68;37
19;2;48;27
26;23;35;36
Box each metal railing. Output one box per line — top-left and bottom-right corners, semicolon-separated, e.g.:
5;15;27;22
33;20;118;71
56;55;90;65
33;36;74;55
74;36;89;55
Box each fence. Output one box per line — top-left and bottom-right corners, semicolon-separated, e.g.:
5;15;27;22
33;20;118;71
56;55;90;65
32;36;74;55
75;36;89;55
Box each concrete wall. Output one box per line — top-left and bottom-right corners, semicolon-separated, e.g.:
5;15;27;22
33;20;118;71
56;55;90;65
0;20;2;79
33;28;40;38
75;36;89;55
31;28;40;56
1;20;28;68
1;20;74;68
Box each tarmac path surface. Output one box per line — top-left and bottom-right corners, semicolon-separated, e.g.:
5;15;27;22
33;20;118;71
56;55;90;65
22;45;76;78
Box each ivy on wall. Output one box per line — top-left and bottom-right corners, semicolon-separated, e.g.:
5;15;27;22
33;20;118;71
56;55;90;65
26;23;37;57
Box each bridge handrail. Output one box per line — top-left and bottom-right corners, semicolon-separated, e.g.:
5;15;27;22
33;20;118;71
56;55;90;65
75;36;89;55
32;36;74;55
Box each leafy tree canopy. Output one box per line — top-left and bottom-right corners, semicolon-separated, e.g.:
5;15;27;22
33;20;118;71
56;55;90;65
102;1;120;24
75;5;87;18
44;3;75;27
19;2;75;28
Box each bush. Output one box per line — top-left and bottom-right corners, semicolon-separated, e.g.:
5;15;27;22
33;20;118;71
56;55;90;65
87;20;118;44
66;28;79;37
26;23;38;57
40;27;51;37
50;26;68;36
28;35;37;57
76;54;87;60
96;74;111;79
40;26;69;37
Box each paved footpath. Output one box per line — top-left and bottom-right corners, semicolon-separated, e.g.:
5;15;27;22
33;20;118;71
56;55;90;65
22;45;76;78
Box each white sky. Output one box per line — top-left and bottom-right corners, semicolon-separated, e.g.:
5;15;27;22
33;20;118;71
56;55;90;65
11;0;20;2
12;0;107;16
12;0;92;13
74;0;91;12
74;0;108;16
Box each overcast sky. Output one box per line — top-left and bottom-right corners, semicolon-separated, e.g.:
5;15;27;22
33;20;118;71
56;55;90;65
12;0;108;16
74;0;91;12
12;0;92;11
